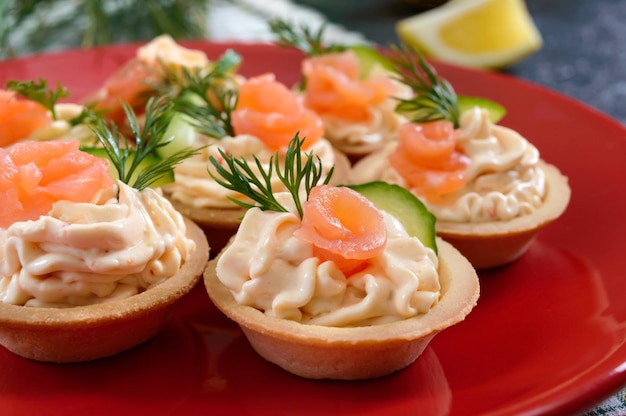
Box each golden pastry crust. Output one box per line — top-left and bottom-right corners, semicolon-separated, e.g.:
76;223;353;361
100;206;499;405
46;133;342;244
169;149;353;255
436;161;571;269
203;238;479;380
0;218;209;363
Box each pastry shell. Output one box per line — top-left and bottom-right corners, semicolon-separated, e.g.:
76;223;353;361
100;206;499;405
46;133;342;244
203;238;479;380
0;218;209;363
436;161;571;269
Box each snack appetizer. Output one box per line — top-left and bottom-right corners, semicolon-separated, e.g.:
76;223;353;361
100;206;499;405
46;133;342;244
82;34;219;127
1;80;97;146
160;70;351;253
203;135;479;380
269;19;411;161
0;99;209;362
352;46;571;269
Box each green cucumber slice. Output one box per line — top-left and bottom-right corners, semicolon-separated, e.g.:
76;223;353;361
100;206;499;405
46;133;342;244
81;147;174;188
348;181;438;254
156;111;197;159
348;45;395;79
457;95;506;123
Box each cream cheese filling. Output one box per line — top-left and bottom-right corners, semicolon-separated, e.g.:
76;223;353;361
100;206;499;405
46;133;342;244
216;193;440;327
352;107;547;223
163;134;339;209
0;182;195;308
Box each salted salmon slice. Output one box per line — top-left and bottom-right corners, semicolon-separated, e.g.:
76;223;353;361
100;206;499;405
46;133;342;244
232;73;324;150
389;121;470;201
302;50;395;122
0;141;114;229
294;185;387;276
0;90;52;147
82;59;158;126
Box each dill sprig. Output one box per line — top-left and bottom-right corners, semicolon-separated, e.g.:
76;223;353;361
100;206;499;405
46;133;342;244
170;81;238;139
268;18;346;56
69;105;104;127
153;50;242;139
208;133;334;218
151;48;241;98
6;78;70;120
389;44;461;127
90;97;200;191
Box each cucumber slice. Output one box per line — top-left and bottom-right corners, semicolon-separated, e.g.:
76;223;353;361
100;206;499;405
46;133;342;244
156;111;197;159
457;95;506;123
348;181;438;254
348;45;395;79
81;147;174;188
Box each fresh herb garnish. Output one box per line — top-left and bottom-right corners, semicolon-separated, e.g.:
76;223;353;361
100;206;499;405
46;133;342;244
151;50;241;139
6;78;70;120
90;97;200;191
171;85;238;139
389;44;461;127
268;18;346;56
208;133;333;218
152;49;241;98
69;105;105;127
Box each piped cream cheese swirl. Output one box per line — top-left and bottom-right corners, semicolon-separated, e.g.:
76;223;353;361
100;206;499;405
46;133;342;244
352;108;546;223
0;182;195;308
322;96;407;156
430;108;545;222
216;193;440;327
304;56;411;156
163;134;338;209
27;103;96;144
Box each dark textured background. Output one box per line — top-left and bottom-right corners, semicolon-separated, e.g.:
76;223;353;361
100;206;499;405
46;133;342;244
300;0;626;126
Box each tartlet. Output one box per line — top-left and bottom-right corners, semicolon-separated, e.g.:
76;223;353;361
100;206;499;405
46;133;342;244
435;161;570;269
352;111;572;269
0;95;210;362
0;217;209;363
349;46;571;269
198;137;479;379
204;237;478;380
161;72;353;254
267;24;411;162
300;49;409;163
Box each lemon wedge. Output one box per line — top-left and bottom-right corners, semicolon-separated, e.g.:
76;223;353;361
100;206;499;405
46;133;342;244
396;0;542;69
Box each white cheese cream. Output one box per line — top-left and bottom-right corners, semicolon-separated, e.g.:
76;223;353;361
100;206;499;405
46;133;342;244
163;134;338;209
0;182;195;308
216;193;440;327
319;66;411;156
353;107;546;223
28;103;96;144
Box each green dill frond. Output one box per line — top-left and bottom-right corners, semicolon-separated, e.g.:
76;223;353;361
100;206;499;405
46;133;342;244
151;50;242;139
90;97;200;191
268;18;346;56
151;49;241;98
5;78;70;120
208;133;333;218
209;148;287;213
277;135;333;217
171;86;238;139
69;105;104;127
389;44;460;127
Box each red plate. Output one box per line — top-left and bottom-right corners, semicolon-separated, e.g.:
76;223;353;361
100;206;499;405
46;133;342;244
1;42;625;416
